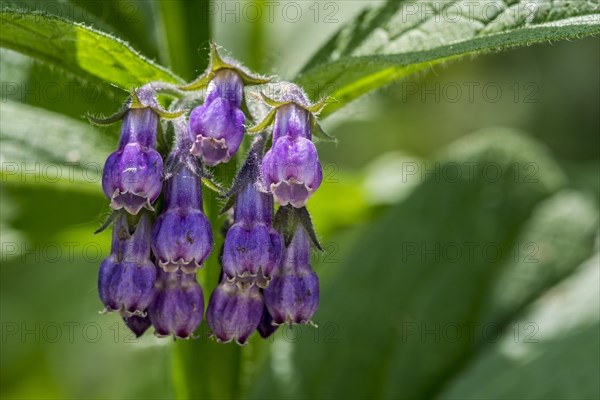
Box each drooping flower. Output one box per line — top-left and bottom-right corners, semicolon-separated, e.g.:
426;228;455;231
262;128;322;208
189;69;246;166
151;124;213;273
148;269;204;339
261;94;323;208
263;224;319;325
206;280;264;345
183;42;270;166
222;182;282;287
102;107;163;215
98;213;157;316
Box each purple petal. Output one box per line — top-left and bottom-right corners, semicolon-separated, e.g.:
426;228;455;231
206;282;263;345
151;208;213;273
148;270;204;339
222;223;282;285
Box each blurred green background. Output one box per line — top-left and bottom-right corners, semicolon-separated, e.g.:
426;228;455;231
1;1;598;399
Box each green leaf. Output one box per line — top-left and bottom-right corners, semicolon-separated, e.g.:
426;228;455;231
0;100;108;192
247;128;598;399
415;190;599;399
296;0;600;117
443;322;600;399
0;10;183;90
482;191;600;325
441;250;600;399
154;0;211;80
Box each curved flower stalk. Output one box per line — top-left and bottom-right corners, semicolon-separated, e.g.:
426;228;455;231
98;213;157;316
148;269;205;339
263;224;320;326
151;118;213;273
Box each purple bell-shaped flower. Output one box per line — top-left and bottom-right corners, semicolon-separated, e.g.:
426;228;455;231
206;280;264;345
189;69;245;166
98;213;157;316
102;107;163;215
151;130;213;273
222;182;282;287
262;103;323;208
263;224;319;325
148;269;205;339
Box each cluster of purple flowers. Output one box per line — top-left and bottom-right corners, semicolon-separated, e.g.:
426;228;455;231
96;45;326;343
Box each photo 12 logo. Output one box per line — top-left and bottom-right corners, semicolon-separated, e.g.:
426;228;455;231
207;1;340;24
1;162;103;184
400;321;540;344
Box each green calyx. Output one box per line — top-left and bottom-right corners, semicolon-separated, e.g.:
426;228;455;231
87;86;185;125
247;91;336;143
180;42;272;91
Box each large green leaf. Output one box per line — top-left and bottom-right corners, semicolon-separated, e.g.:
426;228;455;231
482;191;600;325
441;250;600;399
296;0;600;116
0;10;183;89
2;0;162;61
411;190;599;399
247;128;598;399
449;192;600;399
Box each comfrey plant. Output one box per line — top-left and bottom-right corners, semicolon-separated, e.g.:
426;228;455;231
92;44;328;343
2;2;597;397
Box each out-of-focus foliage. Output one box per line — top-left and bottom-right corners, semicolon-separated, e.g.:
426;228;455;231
248;129;599;399
1;1;598;399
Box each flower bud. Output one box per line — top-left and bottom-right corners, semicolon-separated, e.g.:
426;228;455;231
206;281;263;345
148;269;204;339
102;108;163;215
123;315;152;338
222;183;282;286
151;153;213;273
189;69;245;166
98;214;157;315
263;226;319;325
